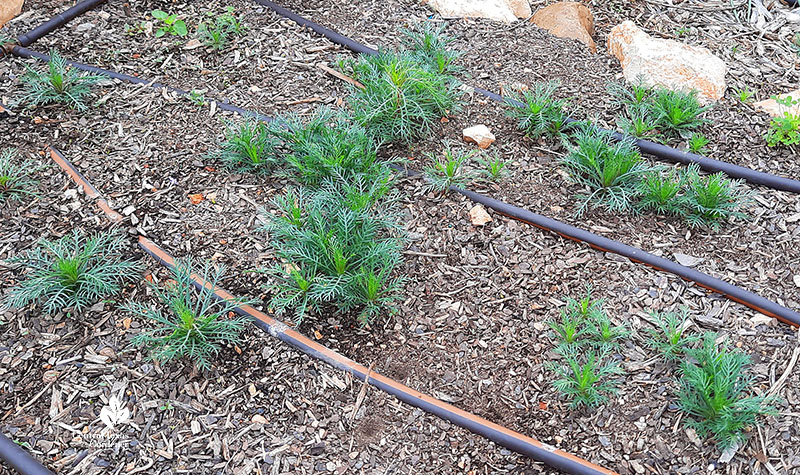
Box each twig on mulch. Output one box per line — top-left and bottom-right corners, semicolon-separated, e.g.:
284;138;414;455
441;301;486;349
317;63;364;90
350;362;374;424
768;329;800;398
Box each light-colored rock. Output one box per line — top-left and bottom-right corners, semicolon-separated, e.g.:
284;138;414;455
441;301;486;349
607;21;727;104
463;124;496;149
0;0;23;29
426;0;529;23
531;2;596;53
673;252;704;268
469;204;492;226
754;89;800;118
507;0;532;18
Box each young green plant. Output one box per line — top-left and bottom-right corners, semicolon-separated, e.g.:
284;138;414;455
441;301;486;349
123;258;248;370
681;164;750;230
475;153;508;181
423;145;475;193
506;80;571;139
645;309;699;360
342;49;461;143
0;149;40;202
678;333;776;449
19;50;105;111
3;230;141;314
268;108;386;186
561;125;653;217
637;168;684;215
214;117;276;173
687;133;710;154
197;6;247;50
401;21;461;75
650;88;710;137
548;345;623;408
733;87;754;103
765;95;800;147
260;179;404;325
152;10;188;37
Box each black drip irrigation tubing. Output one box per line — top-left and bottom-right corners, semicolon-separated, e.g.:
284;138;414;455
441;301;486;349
15;0;108;48
0;433;53;475
452;187;800;326
10;48;800;326
252;0;800;195
8;46;273;123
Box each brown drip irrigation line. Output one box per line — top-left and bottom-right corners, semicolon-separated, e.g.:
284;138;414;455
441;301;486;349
137;236;619;475
48;147;122;222
453;186;800;326
45;146;618;475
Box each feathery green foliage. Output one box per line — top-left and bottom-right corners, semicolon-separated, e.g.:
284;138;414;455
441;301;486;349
475;152;508;181
561;125;653;216
342;49;461;144
637;168;684;215
678;333;776;450
765;95;800;147
609;79;660;140
548;309;587;346
733;87;754;103
19;50;104;111
548;345;623;408
0;149;40;202
645;309;699;360
214;117;276;173
268;108;387;185
616;107;660;140
688;133;710;154
401;21;461;75
423;145;475;193
608;77;653;109
682;165;750;230
3;230;141;314
650;88;710;137
197;6;247;50
610;80;710;140
546;290;626;408
123;258;248;370
506;80;571;139
585;311;629;349
152;10;188;37
260;177;404;324
548;290;626;348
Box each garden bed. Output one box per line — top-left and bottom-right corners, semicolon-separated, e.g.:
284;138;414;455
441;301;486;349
0;148;538;473
2;0;800;473
5;0;352;115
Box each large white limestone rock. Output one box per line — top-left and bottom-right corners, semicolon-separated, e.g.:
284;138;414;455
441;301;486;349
427;0;530;23
607;21;727;104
